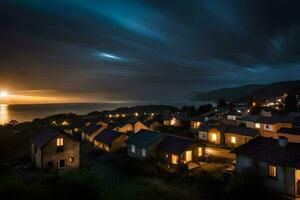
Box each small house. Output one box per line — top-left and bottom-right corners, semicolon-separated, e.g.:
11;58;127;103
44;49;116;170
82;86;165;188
126;129;163;160
93;129;128;152
236;115;260;129
198;125;211;141
277;127;300;143
232;137;300;199
190;116;207;131
162;115;191;127
81;122;107;142
224;126;259;148
207;126;227;145
31;128;80;171
156;135;205;168
254;116;293;138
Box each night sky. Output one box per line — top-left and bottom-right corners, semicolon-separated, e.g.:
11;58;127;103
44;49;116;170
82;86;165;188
1;0;300;102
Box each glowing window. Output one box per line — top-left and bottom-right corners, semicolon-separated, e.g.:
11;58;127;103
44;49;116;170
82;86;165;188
171;155;178;164
56;138;64;147
69;157;74;163
170;118;176;126
268;164;277;178
211;133;217;141
255;123;261;128
231;136;236;144
131;145;136;153
142;148;146;157
185;151;192;162
198;147;203;157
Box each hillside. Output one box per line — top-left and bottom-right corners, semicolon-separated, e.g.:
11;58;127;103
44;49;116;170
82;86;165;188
191;80;300;102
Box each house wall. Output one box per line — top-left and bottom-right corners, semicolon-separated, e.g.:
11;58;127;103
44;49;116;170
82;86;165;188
198;131;208;141
259;123;292;137
134;122;150;133
235;155;253;173
224;133;253;148
41;134;80;171
157;144;204;166
191;121;202;130
236;120;256;129
114;124;134;133
258;162;295;197
127;137;163;160
111;135;128;151
235;154;296;197
163;118;181;127
207;128;223;145
277;133;300;143
295;170;300;197
206;146;235;160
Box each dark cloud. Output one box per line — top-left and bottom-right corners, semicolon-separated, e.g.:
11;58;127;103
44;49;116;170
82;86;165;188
1;0;300;101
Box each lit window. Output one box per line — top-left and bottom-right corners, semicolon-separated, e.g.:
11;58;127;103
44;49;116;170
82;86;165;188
131;145;136;153
198;147;203;157
61;121;69;126
185;151;192;162
56;138;64;146
165;154;168;158
211;133;217;141
231;136;236;144
171;154;178;164
170;118;176;126
255;123;261;128
268;164;277;178
142;148;146;157
69;157;74;163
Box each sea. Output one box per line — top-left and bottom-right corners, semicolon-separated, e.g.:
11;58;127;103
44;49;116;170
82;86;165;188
0;101;213;125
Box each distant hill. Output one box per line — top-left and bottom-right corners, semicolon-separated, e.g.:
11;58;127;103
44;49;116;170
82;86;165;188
191;80;300;102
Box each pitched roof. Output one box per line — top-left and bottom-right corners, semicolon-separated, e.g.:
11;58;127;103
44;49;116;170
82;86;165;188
231;137;300;168
255;116;292;124
109;121;132;129
157;135;196;155
238;115;260;122
32;128;67;149
198;125;211;132
82;123;102;136
191;116;206;122
126;129;162;148
226;126;259;137
278;128;300;136
94;129;123;145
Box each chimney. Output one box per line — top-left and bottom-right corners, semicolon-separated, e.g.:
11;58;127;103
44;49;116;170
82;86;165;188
278;136;288;147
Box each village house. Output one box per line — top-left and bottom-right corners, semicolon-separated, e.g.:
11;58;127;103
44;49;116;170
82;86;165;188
224;126;259;148
81;122;107;142
277;128;300;143
224;110;241;121
126;129;163;160
198;125;211;141
111;119;150;134
162;114;191;127
232;136;300;199
93;129;128;152
254;116;293;138
156;135;205;169
31;128;80;171
207;126;227;145
190;116;207;132
63;119;87;135
237;115;261;129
